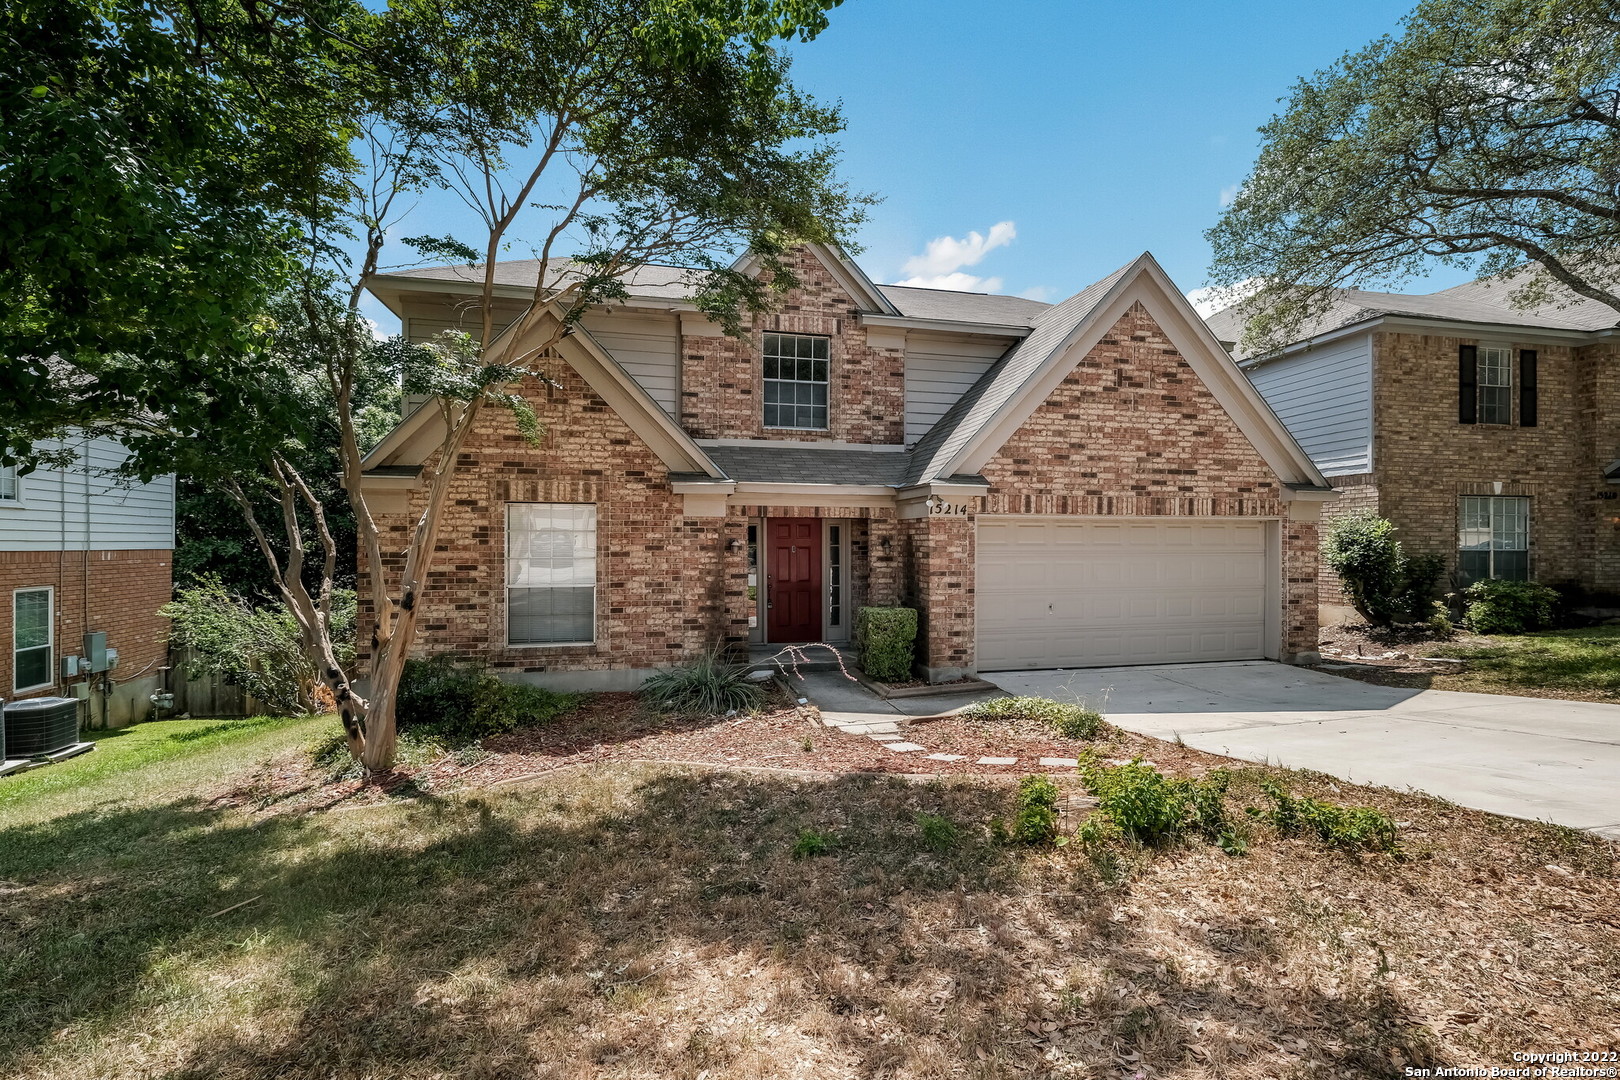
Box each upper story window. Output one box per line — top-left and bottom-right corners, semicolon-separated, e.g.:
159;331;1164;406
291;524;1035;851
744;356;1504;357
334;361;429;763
763;333;829;430
1459;344;1536;426
0;464;17;502
1459;495;1529;583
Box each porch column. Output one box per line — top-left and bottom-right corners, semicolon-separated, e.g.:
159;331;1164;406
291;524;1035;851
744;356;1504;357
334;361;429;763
910;514;975;682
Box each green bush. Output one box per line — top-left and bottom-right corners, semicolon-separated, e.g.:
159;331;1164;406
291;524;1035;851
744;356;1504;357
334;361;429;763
1252;781;1403;856
1322;512;1441;625
1080;758;1192;846
1012;775;1061;845
1460;579;1559;634
855;606;917;682
962;695;1105;740
397;655;578;740
640;646;763;715
161;578;357;715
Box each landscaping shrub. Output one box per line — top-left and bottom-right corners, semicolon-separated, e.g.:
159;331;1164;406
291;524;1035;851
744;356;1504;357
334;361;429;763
639;646;763;715
161;578;357;715
1252;780;1403;855
1077;757;1245;853
1011;775;1061;845
1322;512;1441;625
1460;579;1559;634
855;606;917;682
962;695;1105;740
397;655;578;740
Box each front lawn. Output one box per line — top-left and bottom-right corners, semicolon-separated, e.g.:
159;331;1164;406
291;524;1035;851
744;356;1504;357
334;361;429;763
1318;623;1620;701
2;696;1616;1077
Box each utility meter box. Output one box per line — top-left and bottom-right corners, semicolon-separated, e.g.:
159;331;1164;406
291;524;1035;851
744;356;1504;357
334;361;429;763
83;632;109;673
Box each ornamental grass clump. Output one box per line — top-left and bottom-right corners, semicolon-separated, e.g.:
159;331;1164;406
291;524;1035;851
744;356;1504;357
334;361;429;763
640;645;763;716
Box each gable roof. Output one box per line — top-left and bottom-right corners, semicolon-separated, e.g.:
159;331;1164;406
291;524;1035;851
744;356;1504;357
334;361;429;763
1208;270;1620;359
906;254;1327;489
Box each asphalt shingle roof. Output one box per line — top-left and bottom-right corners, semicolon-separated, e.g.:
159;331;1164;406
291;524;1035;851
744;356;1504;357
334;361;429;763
1208;269;1620;359
703;445;910;487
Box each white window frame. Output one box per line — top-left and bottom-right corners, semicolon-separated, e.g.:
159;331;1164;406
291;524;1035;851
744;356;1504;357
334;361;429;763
0;464;20;503
1477;345;1513;425
1459;496;1530;581
13;586;54;693
505;503;597;648
762;332;830;431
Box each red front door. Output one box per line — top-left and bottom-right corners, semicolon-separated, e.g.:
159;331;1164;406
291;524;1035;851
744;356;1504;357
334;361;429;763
767;518;822;643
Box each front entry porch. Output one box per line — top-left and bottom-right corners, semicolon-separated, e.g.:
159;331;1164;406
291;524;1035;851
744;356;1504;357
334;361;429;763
746;515;856;648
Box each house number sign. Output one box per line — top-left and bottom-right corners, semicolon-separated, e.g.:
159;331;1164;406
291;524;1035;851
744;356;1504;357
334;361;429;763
926;496;970;516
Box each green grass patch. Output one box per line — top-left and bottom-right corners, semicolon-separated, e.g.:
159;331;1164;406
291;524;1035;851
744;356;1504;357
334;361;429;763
0;714;327;820
1430;625;1620;696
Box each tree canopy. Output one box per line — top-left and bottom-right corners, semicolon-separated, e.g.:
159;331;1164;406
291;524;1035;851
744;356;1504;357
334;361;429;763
1206;0;1620;352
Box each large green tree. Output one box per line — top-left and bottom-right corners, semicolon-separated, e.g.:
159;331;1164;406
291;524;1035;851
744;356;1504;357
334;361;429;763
1206;0;1620;352
185;0;865;772
0;0;362;464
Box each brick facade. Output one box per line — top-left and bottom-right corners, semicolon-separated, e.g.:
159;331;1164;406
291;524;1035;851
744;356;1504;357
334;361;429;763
679;248;907;445
1367;331;1619;600
363;262;1323;685
0;549;171;725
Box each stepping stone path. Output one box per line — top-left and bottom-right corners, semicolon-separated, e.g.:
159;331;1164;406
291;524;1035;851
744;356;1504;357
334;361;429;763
885;742;927;753
976;756;1017;766
803;682;1078;769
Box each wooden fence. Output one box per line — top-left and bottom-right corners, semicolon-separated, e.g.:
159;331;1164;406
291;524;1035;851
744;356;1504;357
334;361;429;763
166;646;269;718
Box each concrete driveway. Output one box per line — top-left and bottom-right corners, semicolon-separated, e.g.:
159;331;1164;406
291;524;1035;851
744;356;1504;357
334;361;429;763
986;661;1620;838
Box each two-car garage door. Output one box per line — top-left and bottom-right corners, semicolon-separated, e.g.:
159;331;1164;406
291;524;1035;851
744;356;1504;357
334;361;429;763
976;518;1269;671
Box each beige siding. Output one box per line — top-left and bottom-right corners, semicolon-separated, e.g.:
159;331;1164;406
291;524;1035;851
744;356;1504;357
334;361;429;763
578;311;681;417
903;331;1015;444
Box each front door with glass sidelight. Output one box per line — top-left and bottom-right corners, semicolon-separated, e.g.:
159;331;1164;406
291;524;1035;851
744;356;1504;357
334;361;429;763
766;518;822;643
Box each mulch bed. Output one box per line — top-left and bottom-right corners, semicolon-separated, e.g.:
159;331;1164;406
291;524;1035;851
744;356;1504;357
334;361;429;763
211;684;1248;814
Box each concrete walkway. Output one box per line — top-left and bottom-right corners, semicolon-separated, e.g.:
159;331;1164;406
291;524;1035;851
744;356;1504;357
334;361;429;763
987;661;1620;838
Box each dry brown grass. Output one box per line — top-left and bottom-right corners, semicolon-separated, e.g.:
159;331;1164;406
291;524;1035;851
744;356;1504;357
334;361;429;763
4;738;1617;1079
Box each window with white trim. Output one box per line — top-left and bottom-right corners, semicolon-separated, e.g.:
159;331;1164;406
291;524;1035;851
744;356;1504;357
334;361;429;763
1477;347;1512;424
763;333;829;430
0;465;17;502
14;587;53;692
1459;496;1529;583
507;504;596;645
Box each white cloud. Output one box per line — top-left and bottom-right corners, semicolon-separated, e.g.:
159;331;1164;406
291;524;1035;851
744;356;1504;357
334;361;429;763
1219;184;1242;208
1185;278;1262;318
893;221;1016;292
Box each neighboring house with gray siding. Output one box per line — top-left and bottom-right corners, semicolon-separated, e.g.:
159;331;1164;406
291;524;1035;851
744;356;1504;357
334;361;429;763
0;435;174;725
1210;273;1620;621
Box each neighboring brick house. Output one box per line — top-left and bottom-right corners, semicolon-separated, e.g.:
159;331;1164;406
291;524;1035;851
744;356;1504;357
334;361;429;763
1208;274;1620;622
359;245;1331;689
0;435;173;727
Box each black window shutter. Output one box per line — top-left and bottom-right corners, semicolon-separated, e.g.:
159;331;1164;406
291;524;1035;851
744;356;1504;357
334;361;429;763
1459;344;1478;424
1519;349;1538;427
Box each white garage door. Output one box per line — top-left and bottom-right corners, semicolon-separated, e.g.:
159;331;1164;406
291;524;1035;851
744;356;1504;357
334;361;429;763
976;518;1269;671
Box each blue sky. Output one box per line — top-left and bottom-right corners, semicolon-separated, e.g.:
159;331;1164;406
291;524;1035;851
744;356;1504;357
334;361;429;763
366;0;1468;331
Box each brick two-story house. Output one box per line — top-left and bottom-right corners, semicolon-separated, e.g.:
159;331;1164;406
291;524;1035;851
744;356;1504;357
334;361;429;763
1209;274;1620;621
359;245;1331;689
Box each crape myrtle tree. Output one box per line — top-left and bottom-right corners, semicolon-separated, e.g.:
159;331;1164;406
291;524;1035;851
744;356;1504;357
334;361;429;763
1205;0;1620;354
231;0;868;771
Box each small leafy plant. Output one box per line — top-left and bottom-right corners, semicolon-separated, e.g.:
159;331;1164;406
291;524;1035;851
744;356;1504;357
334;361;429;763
1078;758;1247;854
1012;775;1061;845
1252;780;1403;855
914;812;959;853
791;828;837;859
640;646;763;715
962;696;1105;740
